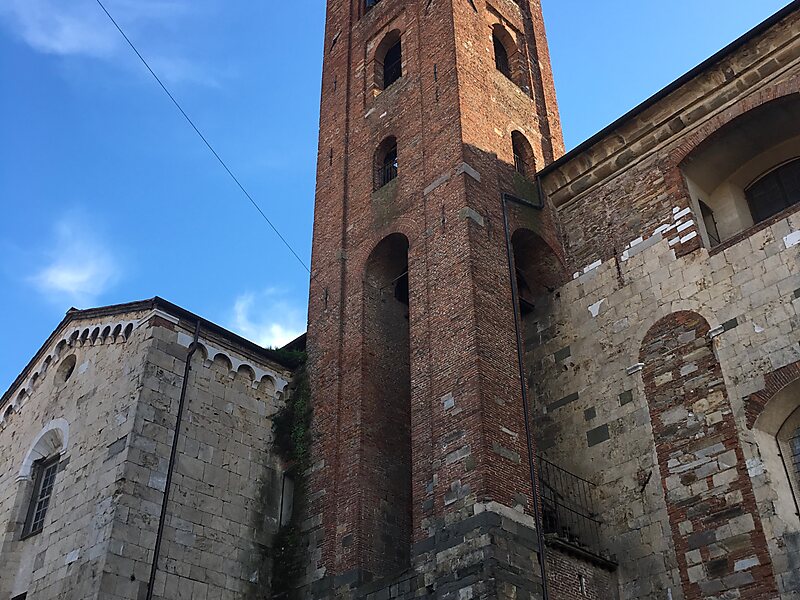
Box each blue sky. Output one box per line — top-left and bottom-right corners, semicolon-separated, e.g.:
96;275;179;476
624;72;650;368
0;0;790;390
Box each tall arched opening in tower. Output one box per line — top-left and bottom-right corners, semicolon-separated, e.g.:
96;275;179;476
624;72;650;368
361;233;412;576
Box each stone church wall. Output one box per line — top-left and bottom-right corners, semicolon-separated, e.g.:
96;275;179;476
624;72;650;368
528;8;800;600
0;305;293;600
0;310;152;599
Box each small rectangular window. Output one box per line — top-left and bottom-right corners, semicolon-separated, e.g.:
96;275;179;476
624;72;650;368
23;457;59;538
12;594;28;600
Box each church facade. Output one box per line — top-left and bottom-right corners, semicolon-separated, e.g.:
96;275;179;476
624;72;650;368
1;1;800;599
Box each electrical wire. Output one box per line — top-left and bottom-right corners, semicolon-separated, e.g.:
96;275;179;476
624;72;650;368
94;0;310;273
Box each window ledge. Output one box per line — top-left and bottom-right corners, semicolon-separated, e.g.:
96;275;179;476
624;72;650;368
708;203;800;256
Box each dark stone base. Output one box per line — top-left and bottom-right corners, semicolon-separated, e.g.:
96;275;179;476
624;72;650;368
305;504;544;600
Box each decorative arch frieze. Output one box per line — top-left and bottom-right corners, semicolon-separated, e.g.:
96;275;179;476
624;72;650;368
175;331;289;395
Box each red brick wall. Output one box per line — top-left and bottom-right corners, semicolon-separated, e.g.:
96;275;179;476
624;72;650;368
545;548;615;600
306;0;564;582
640;312;777;599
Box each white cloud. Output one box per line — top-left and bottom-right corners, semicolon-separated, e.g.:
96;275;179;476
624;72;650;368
0;0;215;86
230;290;305;349
30;217;120;307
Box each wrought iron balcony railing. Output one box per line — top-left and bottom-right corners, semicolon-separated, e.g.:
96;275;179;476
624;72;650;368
538;456;606;559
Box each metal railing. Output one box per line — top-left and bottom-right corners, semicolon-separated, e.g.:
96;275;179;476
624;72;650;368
538;456;604;557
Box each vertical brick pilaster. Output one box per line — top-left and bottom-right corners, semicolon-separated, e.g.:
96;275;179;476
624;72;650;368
640;311;778;599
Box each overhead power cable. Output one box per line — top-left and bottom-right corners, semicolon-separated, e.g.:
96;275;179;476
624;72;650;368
94;0;311;273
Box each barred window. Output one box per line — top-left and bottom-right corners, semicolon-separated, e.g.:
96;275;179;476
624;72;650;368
791;428;800;482
23;456;59;538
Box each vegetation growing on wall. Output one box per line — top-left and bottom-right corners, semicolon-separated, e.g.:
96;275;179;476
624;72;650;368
270;355;311;599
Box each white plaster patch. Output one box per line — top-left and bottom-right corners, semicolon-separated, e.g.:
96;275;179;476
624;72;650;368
78;361;90;375
584;260;602;274
654;223;672;235
676;220;694;233
588;299;605;318
65;549;80;564
680;231;698;244
746;458;765;477
784;230;800;249
379;111;388;119
668;237;680;247
442;393;455;411
753;323;765;334
674;207;692;221
734;557;760;572
626;363;644;375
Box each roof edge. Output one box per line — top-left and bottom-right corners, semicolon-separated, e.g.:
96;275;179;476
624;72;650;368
1;297;304;408
538;0;800;178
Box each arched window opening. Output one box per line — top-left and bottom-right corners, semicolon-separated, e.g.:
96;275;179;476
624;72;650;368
753;380;800;525
493;34;511;79
374;136;398;190
374;30;402;92
362;233;412;576
22;456;60;538
383;40;402;89
745;157;800;224
18;420;69;539
681;95;800;247
512;131;535;177
511;229;564;317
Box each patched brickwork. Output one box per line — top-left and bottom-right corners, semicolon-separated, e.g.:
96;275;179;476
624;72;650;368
641;312;777;599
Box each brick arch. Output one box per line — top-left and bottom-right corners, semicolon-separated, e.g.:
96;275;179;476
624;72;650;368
745;359;800;430
640;311;777;600
669;75;800;167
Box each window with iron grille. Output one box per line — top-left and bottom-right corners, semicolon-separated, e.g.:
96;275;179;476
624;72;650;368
23;456;59;538
374;137;398;190
791;428;800;482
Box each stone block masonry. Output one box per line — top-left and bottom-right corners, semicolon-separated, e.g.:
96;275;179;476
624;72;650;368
0;300;295;600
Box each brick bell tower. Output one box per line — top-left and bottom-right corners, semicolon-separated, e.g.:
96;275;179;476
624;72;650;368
305;0;564;596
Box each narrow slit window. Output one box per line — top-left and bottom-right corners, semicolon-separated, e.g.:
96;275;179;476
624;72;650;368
511;131;535;178
375;137;399;190
382;144;398;185
791;427;800;482
23;456;60;538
